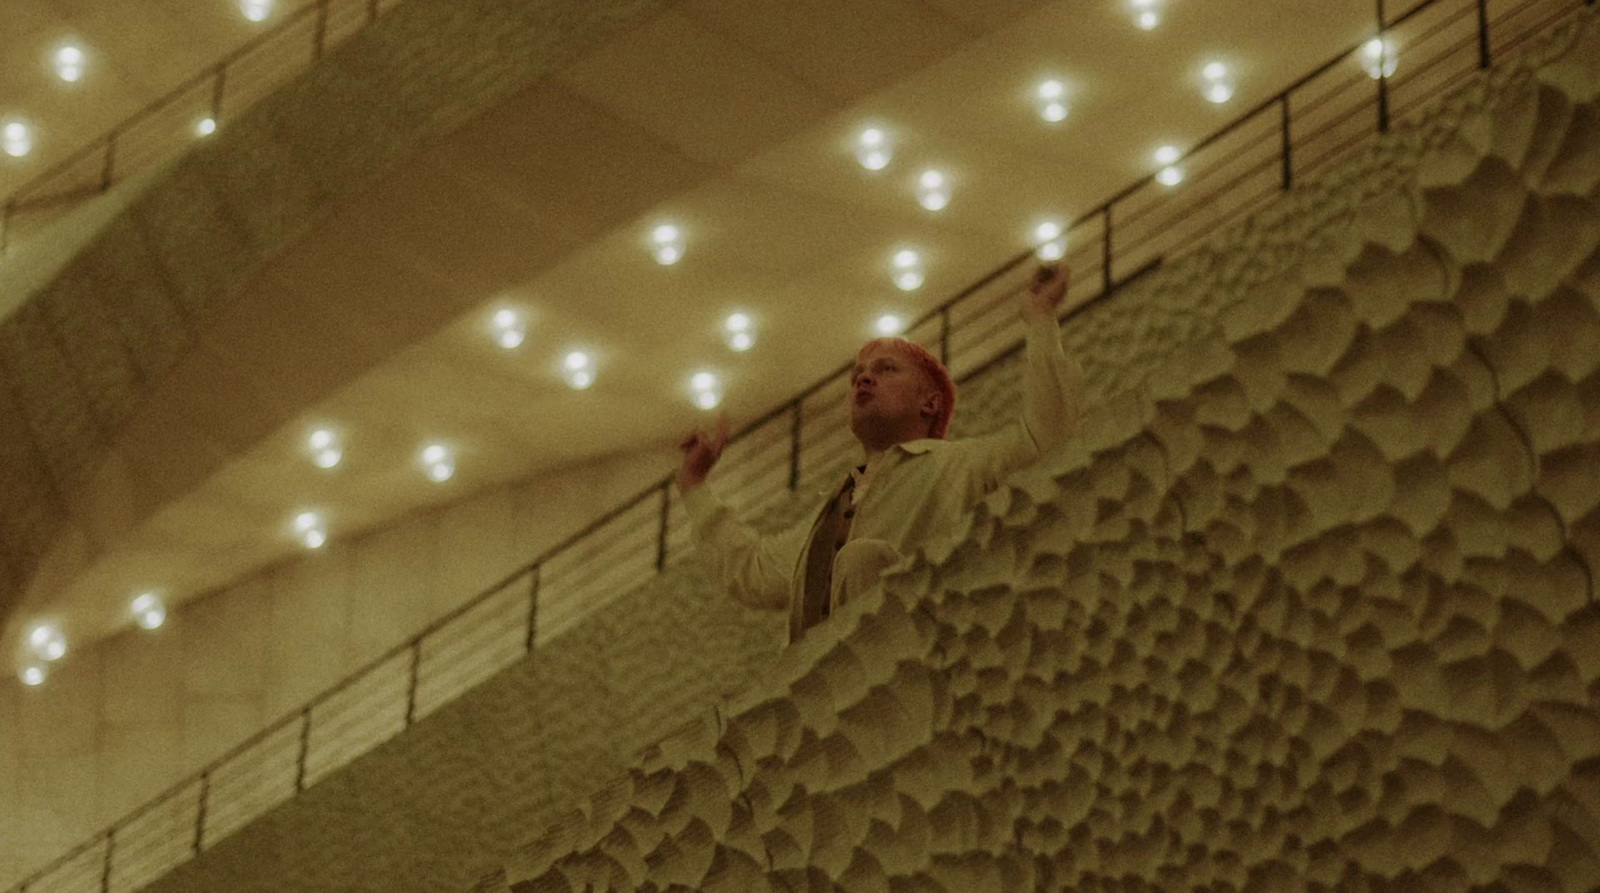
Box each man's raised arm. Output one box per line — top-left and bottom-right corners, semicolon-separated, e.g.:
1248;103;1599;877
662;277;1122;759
677;415;794;611
1016;262;1086;455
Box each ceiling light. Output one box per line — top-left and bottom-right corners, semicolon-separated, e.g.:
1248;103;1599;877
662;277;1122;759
650;223;685;265
723;312;756;351
562;351;596;389
131;592;166;630
20;663;47;686
53;45;86;83
1202;62;1228;81
1200;62;1235;104
29;624;67;662
689;371;723;410
240;0;273;22
1035;80;1070;123
292;511;327;549
875;314;905;336
2;121;33;158
195;117;218;137
1205;82;1235;104
307;428;342;469
891;249;924;291
1156;166;1185;186
1034;220;1067;261
491;306;526;349
1154;145;1182;166
1361;37;1398;79
855;127;892;171
917;169;951;211
420;443;455;482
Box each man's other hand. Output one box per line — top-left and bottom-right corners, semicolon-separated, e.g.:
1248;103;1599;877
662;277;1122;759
677;412;730;493
1021;261;1070;325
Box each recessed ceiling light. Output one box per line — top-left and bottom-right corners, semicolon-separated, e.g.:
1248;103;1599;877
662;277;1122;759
195;117;218;137
650;223;685;265
917;169;951;211
53;45;86;83
1154;145;1182;166
1137;10;1160;30
20;663;47;686
29;624;67;661
1034;220;1067;261
308;428;342;469
1205;82;1235;104
689;371;722;410
240;0;273;22
562;351;596;389
1035;80;1070;123
2;121;34;158
1361;37;1398;79
722;312;756;351
891;249;925;291
1202;62;1228;81
875;314;905;336
491;306;526;349
856;126;892;171
292;511;327;549
1156;166;1185;186
420;443;455;482
131;592;166;630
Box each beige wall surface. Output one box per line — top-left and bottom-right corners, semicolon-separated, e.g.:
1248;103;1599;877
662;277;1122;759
121;9;1600;893
0;443;677;890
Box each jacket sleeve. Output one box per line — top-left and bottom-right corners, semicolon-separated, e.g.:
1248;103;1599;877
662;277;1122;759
956;315;1085;495
679;483;804;611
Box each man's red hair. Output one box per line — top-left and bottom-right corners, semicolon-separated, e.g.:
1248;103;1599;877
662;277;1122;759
856;338;957;439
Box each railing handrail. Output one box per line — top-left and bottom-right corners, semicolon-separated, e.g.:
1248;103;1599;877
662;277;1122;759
10;0;1591;889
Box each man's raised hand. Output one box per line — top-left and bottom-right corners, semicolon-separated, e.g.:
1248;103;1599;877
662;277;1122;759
677;412;730;493
1021;261;1070;325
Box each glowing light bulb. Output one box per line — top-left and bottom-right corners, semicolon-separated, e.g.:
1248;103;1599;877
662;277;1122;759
29;625;67;661
1137;11;1160;29
2;121;34;158
1157;166;1185;187
1154;145;1182;166
21;664;46;686
292;512;327;548
196;117;218;137
1205;82;1234;104
729;331;755;351
1035;80;1070;123
131;593;166;630
691;372;717;391
1361;37;1399;79
420;444;455;484
563;352;596;389
856;127;892;171
240;0;273;21
1035;220;1067;261
308;429;342;469
1203;62;1228;81
650;224;685;265
491;307;527;349
875;314;905;336
54;45;85;83
917;169;951;211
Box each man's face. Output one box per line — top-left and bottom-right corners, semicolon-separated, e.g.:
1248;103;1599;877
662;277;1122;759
849;343;934;444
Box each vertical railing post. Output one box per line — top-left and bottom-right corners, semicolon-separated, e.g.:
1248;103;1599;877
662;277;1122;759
1477;0;1492;69
1;199;13;254
404;639;422;727
1375;0;1390;134
656;481;670;571
938;307;951;367
788;401;802;491
294;707;312;792
1100;205;1113;294
194;772;211;855
1280;94;1293;191
100;133;117;193
99;832;114;893
524;565;540;654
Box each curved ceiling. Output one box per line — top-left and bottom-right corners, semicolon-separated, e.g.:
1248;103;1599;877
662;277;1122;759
1;0;1398;673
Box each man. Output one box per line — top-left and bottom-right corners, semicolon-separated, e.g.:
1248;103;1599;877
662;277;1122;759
678;261;1083;642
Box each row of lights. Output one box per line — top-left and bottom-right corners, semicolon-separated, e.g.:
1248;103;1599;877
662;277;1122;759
1;1;280;163
19;592;165;686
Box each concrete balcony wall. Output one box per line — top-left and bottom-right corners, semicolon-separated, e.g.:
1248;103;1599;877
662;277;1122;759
128;9;1600;893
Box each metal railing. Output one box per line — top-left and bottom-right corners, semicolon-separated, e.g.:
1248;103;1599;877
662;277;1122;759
8;0;1592;890
0;0;404;256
